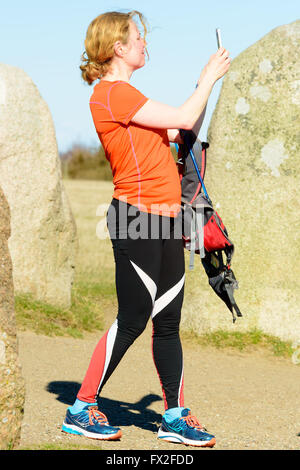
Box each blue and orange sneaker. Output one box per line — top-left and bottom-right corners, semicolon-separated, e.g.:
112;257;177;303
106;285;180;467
157;407;216;447
62;405;122;441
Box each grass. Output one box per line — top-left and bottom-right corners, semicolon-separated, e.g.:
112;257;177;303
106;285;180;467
181;328;294;359
15;274;118;337
18;442;101;450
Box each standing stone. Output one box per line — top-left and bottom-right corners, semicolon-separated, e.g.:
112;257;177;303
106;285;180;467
184;20;300;342
0;186;25;450
0;64;77;308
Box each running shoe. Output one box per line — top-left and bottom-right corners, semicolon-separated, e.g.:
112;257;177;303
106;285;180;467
157;408;216;447
62;405;122;441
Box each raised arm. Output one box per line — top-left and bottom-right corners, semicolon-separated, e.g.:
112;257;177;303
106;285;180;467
167;105;207;143
132;48;230;135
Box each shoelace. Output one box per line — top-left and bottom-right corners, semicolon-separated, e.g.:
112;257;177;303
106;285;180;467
87;407;109;426
180;413;206;431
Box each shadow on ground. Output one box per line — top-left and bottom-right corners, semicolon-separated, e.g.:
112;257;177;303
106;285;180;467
46;381;163;432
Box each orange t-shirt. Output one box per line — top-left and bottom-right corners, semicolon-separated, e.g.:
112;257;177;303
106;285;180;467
89;80;181;217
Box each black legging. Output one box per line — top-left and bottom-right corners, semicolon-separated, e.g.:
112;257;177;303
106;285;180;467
77;199;185;410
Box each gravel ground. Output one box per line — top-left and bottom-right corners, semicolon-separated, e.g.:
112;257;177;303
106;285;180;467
17;326;300;450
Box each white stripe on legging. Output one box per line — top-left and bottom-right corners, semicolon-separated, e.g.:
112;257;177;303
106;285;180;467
96;319;118;394
130;260;157;305
177;367;184;406
151;274;185;320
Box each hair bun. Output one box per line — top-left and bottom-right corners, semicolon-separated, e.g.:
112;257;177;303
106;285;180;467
80;56;102;85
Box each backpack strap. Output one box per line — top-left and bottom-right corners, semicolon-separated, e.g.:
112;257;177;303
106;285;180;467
179;130;212;205
189;209;196;270
223;269;243;323
196;207;205;258
186;203;205;270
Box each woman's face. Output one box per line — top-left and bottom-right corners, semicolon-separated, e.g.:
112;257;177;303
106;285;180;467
123;20;146;71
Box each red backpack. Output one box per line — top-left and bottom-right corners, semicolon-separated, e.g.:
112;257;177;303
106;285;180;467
177;130;242;323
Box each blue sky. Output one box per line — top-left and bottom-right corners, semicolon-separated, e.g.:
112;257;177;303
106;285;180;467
1;0;299;152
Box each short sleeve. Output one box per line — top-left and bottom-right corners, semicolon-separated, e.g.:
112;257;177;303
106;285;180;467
108;82;148;125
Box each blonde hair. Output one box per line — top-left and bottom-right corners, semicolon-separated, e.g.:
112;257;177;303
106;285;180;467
80;10;148;85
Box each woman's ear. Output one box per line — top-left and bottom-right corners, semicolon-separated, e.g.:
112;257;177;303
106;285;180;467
114;41;125;58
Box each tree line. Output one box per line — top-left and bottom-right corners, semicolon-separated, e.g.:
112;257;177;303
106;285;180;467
60;144;112;180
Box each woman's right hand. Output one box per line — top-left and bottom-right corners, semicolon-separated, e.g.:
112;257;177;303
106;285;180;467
199;47;231;85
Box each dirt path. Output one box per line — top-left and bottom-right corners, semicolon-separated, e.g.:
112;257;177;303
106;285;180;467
17;325;300;450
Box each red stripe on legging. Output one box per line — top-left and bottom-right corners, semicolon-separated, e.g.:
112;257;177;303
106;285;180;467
77;330;109;403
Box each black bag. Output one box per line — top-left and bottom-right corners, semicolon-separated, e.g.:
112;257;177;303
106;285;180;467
177;129;242;323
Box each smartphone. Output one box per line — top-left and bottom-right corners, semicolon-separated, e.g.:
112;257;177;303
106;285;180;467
216;28;222;49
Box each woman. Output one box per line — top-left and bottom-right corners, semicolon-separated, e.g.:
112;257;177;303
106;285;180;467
62;10;230;447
